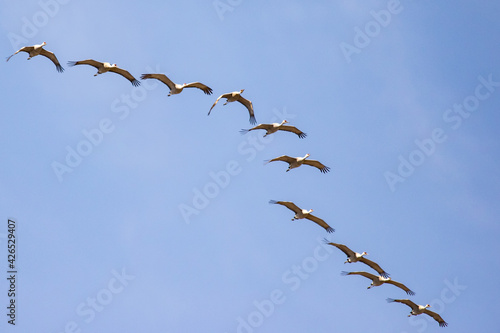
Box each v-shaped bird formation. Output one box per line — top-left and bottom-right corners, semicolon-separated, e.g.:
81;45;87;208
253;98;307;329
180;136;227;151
6;42;448;328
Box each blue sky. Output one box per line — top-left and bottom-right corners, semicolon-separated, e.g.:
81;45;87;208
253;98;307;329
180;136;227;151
1;0;499;332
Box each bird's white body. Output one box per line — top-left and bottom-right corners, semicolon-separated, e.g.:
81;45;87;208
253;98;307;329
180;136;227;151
264;120;288;136
287;154;310;171
345;251;368;263
293;209;313;220
26;42;46;59
410;304;430;316
95;62;117;76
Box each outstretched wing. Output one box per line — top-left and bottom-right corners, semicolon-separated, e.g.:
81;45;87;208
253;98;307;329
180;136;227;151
385;280;415;296
265;155;295;165
302;159;330;173
386;298;418;311
39;49;64;72
269;200;302;214
183;82;213;95
305;214;334;233
358;257;389;278
240;123;273;134
208;93;232;115
140;73;175;90
109;66;140;86
6;46;33;62
423;309;448;327
279;125;307;138
67;59;103;69
341;271;378;281
324;241;356;258
237;96;256;124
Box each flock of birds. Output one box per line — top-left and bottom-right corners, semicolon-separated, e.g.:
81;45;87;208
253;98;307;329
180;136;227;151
6;42;448;328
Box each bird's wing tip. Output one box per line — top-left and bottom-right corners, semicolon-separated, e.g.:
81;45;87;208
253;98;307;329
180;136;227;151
132;80;141;87
386;298;396;303
67;61;77;66
269;200;278;205
340;271;349;276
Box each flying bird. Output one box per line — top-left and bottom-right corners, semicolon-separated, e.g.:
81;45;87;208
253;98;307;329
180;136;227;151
208;89;256;124
324;240;389;278
387;298;448;327
67;59;140;86
265;154;330;173
240;120;306;138
6;42;64;72
140;73;212;96
269;200;334;233
341;271;414;295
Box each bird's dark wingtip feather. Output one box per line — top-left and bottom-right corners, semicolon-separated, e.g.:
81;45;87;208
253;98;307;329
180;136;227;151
56;65;64;73
140;74;148;80
407;290;416;296
326;227;335;233
299;133;307;138
132;80;141;87
386;298;396;303
249;116;257;125
381;272;390;278
67;61;77;67
440;322;448;327
322;237;331;244
340;271;349;276
269;200;278;205
206;88;213;95
240;129;250;135
321;167;331;173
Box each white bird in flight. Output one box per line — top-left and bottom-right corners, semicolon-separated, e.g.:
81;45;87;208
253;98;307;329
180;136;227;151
6;42;64;73
240;120;306;138
324;240;389;278
208;89;256;124
68;59;140;86
341;271;415;295
269;200;334;233
140;73;212;96
386;298;448;327
265;154;330;173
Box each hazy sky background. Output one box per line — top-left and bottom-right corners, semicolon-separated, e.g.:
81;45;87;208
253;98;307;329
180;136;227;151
1;1;499;332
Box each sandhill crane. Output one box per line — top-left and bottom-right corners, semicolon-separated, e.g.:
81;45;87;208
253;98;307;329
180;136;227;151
208;89;256;124
324;240;389;278
387;298;448;327
140;73;212;96
341;271;414;295
265;154;330;173
67;59;140;86
6;42;64;72
269;200;334;233
240;120;306;138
